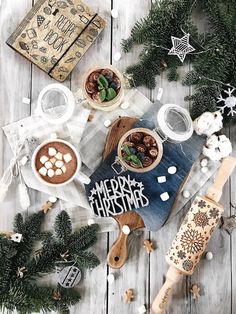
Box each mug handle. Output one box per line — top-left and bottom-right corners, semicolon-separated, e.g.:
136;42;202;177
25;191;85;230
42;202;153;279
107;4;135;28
75;171;91;185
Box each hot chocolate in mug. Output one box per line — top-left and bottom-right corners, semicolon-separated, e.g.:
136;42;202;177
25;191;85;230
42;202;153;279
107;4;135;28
31;134;90;186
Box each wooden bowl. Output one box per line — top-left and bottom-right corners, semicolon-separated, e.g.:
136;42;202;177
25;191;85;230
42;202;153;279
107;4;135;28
117;128;163;173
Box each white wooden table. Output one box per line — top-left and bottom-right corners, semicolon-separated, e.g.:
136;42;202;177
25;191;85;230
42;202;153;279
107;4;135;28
0;1;235;313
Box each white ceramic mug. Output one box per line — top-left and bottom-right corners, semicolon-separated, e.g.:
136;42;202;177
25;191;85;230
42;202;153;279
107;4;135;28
31;135;90;186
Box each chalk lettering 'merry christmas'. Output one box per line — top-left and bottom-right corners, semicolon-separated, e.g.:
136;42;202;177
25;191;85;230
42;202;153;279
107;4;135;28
89;176;149;217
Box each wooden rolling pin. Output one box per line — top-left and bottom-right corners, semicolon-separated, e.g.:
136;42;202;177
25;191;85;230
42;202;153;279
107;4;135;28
152;156;236;314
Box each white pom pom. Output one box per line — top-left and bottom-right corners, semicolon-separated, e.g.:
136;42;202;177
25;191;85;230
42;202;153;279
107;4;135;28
193;111;223;137
48;147;57;156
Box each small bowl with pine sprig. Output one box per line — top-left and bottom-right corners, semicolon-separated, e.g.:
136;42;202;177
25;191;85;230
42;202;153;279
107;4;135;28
116;128;163;173
82;65;124;111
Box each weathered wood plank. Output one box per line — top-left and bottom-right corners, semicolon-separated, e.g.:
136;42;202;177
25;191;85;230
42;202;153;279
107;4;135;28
106;1;151;313
230;123;236;314
0;0;32;230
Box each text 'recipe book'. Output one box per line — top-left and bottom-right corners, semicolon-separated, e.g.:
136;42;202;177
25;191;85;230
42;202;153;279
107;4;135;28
6;0;105;82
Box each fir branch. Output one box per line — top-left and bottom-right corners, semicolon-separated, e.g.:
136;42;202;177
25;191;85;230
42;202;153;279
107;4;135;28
76;251;100;269
54;210;72;243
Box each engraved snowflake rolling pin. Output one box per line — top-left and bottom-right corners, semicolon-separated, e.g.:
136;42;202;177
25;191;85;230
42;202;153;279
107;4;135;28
152;156;236;314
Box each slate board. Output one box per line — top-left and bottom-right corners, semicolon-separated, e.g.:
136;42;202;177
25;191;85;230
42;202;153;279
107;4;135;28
85;104;205;231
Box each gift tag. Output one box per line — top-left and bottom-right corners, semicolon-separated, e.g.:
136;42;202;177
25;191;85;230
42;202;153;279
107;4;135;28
58;266;82;288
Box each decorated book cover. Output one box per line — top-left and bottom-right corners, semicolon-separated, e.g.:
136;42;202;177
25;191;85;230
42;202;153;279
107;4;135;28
6;0;105;82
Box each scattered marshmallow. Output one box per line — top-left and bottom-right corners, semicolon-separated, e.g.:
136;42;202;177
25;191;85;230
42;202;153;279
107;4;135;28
55;160;64;168
111;8;118;18
64;153;72;163
10;233;23;243
49;196;57;203
45;161;53;169
88;218;95;225
121;101;130;110
183;190;190;199
160;192;169;201
114;52;121;61
22;97;30;105
122;225;131;235
104;119;111;128
201;166;208;174
157;176;166;183
138;305;147;314
39;167;47;176
205;251;213;261
200;158;208;167
61;165;67;173
55;169;63;175
107;273;115;284
47;169;55;177
48;147;57;156
50;133;57;139
55;152;63;160
40;155;49;164
50;157;56;164
20;156;28;166
168;166;177;174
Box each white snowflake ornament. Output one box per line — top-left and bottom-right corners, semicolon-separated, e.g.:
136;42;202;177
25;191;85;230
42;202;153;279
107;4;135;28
217;87;236;116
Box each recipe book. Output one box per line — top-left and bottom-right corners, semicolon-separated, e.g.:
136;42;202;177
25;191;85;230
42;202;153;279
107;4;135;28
6;0;105;82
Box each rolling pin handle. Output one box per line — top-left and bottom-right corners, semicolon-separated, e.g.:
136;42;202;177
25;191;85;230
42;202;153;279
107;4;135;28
152;266;183;314
206;157;236;203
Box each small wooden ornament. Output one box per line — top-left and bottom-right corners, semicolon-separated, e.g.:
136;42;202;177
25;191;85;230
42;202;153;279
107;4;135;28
221;215;236;234
42;201;53;214
143;239;154;253
58;266;82;288
53;291;61;301
124;289;134;303
60;250;70;261
190;284;201;299
16;266;27;278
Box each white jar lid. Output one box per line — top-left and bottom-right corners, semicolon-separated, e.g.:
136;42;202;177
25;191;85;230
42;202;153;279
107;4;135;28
36;83;75;124
156;104;193;142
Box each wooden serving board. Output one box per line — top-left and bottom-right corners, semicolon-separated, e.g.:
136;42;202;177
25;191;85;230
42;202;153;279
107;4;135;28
103;117;145;269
